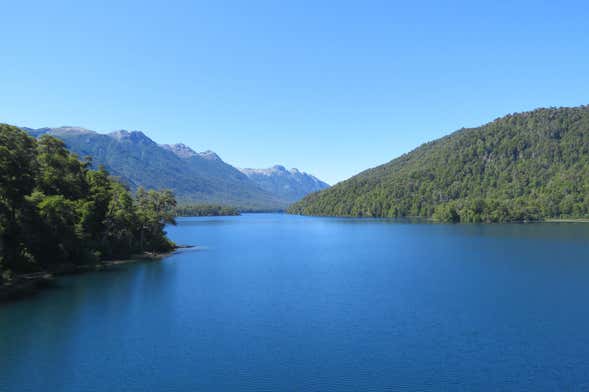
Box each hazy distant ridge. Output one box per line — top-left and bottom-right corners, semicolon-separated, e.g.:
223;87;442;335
21;126;328;210
240;165;329;203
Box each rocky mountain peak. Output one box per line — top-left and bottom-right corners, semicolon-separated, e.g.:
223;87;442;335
198;150;221;161
109;130;154;144
161;143;199;159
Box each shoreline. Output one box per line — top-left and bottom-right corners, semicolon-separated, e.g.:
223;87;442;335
544;218;589;223
0;245;194;302
288;212;589;224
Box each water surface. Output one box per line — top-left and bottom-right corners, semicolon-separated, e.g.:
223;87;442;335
2;214;589;391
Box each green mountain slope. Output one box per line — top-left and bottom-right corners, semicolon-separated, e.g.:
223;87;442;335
22;127;287;210
289;106;589;222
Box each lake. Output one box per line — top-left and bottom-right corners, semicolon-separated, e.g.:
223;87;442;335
2;214;589;391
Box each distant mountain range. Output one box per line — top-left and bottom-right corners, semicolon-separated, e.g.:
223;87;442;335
240;165;329;203
289;105;589;222
21;126;328;210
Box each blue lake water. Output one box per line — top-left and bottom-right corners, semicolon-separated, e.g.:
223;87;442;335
2;214;589;391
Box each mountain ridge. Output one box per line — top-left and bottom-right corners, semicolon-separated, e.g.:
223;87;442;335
240;165;329;203
21;126;328;210
289;105;589;222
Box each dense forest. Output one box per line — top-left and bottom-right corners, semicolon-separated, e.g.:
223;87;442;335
0;124;177;285
289;106;589;222
176;204;240;216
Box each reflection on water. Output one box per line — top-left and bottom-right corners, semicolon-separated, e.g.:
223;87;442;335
2;214;589;391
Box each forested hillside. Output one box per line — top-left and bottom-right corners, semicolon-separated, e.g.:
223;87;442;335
175;204;240;217
289;106;589;222
0;125;176;283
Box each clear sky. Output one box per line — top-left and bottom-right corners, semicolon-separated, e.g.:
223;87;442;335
1;1;588;184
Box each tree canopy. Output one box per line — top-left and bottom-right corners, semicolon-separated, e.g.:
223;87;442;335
289;106;589;222
0;124;176;281
175;204;240;217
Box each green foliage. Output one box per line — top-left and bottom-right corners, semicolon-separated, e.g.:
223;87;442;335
0;125;37;205
176;204;240;216
0;124;38;273
36;136;89;199
0;124;176;276
289;106;589;222
136;188;177;251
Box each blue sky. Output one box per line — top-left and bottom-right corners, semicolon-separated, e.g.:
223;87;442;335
1;1;588;184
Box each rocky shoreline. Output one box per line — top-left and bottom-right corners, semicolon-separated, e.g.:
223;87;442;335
0;245;194;302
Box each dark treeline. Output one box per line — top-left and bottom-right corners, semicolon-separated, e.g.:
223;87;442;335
176;204;240;217
0;124;177;283
289;106;589;222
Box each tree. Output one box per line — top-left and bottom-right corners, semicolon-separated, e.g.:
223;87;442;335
103;182;138;258
0;125;37;272
136;188;177;252
0;124;176;276
36;135;89;199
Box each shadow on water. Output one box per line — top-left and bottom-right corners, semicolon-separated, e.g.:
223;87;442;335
0;279;63;304
0;263;140;305
176;217;243;227
0;258;179;390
